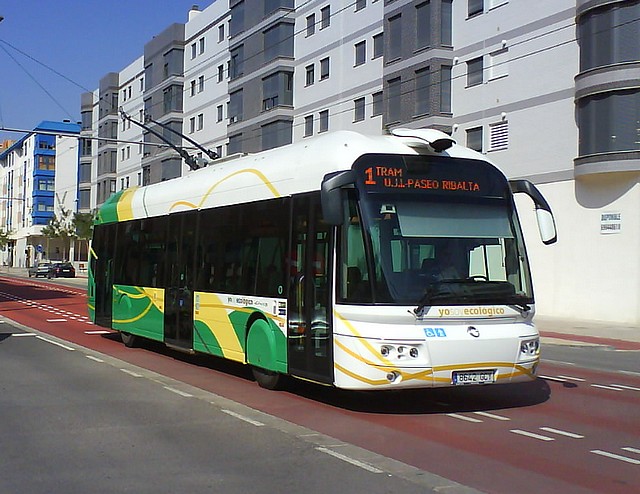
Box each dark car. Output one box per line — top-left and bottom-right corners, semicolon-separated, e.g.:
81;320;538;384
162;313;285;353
47;262;76;278
28;261;52;278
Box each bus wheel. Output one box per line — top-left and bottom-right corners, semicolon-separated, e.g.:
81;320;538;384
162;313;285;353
121;332;139;348
252;367;282;390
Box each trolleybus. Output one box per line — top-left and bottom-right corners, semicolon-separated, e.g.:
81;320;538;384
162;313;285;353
88;129;557;390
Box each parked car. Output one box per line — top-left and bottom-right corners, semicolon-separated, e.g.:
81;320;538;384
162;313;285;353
28;261;52;278
47;262;76;278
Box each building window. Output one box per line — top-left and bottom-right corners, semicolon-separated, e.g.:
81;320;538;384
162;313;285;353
319;110;329;132
388;77;401;122
263;22;294;62
197;113;204;131
320;57;330;80
190;80;196;97
373;33;383;59
321;6;330;29
578;89;640;155
468;0;483;17
355;0;366;11
218;24;225;42
191;43;197;59
230;45;244;80
441;0;453;45
199;37;205;55
228;133;243;155
189;117;196;134
354;97;365;122
388;14;402;60
217;105;224;122
229;89;243;123
578;1;640;71
467;57;483;87
304;115;313;136
262;71;293;111
218;64;224;82
198;75;205;93
416;1;431;50
305;64;315;86
38;156;55;170
440;65;452;113
262;120;292;151
230;1;245;37
372;91;383;116
355;41;366;66
488;48;508;80
306;14;315;36
489;121;508;151
466;126;483;152
216;145;223;158
415;67;430;115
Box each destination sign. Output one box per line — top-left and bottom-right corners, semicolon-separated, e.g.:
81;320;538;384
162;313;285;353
352;154;507;198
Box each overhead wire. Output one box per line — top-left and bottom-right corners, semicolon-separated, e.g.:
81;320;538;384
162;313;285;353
2;3;637;153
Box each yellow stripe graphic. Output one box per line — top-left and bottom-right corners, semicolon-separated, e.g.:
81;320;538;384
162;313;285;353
116;187;138;221
170;169;281;211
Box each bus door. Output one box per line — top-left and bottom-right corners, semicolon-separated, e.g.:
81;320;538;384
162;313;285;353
288;195;333;383
93;224;114;328
164;212;195;350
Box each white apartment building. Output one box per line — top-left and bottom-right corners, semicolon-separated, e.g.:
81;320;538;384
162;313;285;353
0;121;80;267
81;0;639;325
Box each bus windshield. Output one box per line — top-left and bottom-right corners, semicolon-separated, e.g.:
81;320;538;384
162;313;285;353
338;155;534;307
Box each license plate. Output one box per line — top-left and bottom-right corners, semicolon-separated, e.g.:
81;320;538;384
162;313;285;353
452;370;496;385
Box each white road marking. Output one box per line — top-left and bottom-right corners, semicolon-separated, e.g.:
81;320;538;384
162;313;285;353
120;368;143;378
591;450;640;465
11;333;36;337
611;384;640;392
35;336;75;351
316;447;383;474
591;384;623;391
163;386;193;398
510;429;555;441
622;447;640;455
539;427;584;439
221;409;265;427
85;355;104;363
539;375;568;383
473;411;511;421
85;330;112;335
447;413;483;423
557;375;586;382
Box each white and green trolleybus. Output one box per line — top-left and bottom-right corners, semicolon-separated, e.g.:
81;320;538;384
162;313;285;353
88;129;557;390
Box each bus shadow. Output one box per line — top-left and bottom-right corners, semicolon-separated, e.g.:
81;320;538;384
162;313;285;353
103;334;551;415
284;378;551;415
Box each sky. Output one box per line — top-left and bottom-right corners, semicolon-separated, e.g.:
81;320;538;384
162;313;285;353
0;0;215;143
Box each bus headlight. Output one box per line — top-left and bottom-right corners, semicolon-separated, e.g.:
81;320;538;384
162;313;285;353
520;338;540;356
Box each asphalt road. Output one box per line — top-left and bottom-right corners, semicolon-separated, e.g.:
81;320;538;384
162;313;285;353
0;319;442;494
1;274;639;493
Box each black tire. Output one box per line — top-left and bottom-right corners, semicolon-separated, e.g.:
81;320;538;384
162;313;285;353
120;332;139;348
252;366;282;390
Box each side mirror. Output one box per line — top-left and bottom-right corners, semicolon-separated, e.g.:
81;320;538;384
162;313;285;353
510;180;557;245
535;208;557;245
321;171;354;226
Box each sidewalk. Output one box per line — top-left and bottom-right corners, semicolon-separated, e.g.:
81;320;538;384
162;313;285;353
536;316;640;350
1;266;638;349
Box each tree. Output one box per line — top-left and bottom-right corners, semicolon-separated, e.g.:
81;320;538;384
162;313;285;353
0;227;12;251
73;211;94;259
41;206;76;261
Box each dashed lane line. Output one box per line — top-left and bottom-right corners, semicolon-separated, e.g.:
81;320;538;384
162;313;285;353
316;446;384;474
591;449;640;465
510;429;555;441
539;427;584;439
